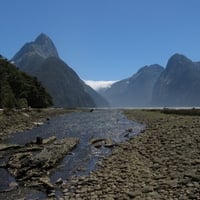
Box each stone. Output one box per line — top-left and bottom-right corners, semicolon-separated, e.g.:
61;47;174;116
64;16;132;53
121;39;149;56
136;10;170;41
36;136;43;144
126;191;141;198
142;186;154;193
0;143;21;151
42;136;56;144
39;177;54;189
7;137;79;191
47;192;55;197
63;188;69;193
9;181;18;189
56;178;63;185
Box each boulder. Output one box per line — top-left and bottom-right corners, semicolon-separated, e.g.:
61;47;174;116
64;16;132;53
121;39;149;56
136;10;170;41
7;137;79;190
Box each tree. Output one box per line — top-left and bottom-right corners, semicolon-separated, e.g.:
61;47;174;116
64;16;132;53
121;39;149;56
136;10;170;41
0;58;53;108
0;80;17;108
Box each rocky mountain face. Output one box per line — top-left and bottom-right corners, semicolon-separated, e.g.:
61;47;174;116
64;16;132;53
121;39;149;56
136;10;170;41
152;54;200;106
12;33;108;108
101;53;200;107
13;34;59;71
101;64;164;107
11;33;200;108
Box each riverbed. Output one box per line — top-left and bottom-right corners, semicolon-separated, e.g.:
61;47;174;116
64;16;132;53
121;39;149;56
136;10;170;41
0;109;144;199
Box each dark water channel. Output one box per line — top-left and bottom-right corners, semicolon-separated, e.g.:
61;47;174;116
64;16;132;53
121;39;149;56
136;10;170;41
0;109;144;198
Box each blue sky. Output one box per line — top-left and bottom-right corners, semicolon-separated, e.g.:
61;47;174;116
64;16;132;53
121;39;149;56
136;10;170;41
1;0;200;81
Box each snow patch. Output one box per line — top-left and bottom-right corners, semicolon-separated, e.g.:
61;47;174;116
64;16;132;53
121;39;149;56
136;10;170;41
84;80;117;91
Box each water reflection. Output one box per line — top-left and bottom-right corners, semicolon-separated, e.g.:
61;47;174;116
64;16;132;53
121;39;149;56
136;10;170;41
1;109;144;190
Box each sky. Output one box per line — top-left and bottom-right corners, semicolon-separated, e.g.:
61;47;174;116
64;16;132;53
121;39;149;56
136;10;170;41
1;0;200;83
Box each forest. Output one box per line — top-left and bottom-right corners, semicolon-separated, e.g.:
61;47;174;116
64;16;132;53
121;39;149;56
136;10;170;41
0;56;53;108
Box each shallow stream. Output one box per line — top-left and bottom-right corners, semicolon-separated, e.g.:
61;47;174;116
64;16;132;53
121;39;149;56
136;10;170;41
0;109;144;198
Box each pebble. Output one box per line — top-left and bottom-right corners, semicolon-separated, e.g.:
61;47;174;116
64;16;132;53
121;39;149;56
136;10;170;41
142;186;154;193
60;110;200;199
4;109;200;199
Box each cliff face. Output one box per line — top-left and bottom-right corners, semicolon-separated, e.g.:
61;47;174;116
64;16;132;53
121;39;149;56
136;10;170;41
152;54;200;106
101;64;164;107
12;33;109;107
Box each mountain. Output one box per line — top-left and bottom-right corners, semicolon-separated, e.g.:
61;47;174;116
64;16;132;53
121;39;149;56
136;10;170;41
0;57;52;108
82;81;109;107
30;56;96;107
101;64;164;107
152;54;200;106
12;33;108;108
13;33;59;72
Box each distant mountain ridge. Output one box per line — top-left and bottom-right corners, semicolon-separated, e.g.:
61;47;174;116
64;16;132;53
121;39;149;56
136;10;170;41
152;54;200;106
101;64;164;107
101;53;200;107
12;33;109;108
10;33;200;107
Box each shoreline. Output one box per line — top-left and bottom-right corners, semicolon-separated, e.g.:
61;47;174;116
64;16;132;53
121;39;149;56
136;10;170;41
0;109;200;199
61;109;200;199
0;108;77;140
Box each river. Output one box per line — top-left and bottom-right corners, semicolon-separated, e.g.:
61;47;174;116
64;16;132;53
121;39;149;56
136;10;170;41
0;109;144;199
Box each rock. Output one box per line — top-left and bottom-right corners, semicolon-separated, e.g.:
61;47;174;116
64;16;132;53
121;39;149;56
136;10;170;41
193;182;200;188
52;109;200;199
90;138;105;145
42;136;56;144
126;191;141;198
90;138;105;148
191;159;200;165
148;191;161;199
104;138;115;148
55;178;63;185
39;177;54;189
7;137;79;190
9;181;18;189
126;128;133;132
33;122;44;126
21;112;30;118
0;143;22;151
63;188;69;193
142;186;154;193
36;136;43;144
90;138;114;148
184;174;200;182
47;192;55;197
187;183;194;187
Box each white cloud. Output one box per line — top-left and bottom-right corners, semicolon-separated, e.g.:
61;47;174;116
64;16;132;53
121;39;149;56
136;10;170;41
84;80;117;91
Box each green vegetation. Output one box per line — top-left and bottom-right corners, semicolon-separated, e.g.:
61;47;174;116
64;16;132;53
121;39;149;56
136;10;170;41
0;57;53;108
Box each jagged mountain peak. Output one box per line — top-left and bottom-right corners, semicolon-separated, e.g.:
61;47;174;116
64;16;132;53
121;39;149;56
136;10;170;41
101;63;164;107
166;53;193;71
11;34;108;108
34;33;59;57
130;64;164;82
136;64;163;74
12;33;59;66
35;33;50;44
152;54;200;106
169;53;188;60
33;33;59;58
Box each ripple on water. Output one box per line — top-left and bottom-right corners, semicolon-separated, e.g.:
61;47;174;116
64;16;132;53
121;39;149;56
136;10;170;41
1;109;144;196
